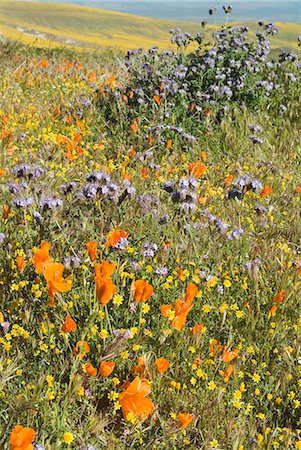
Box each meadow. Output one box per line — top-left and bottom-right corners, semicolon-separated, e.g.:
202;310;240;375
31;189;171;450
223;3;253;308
0;17;301;450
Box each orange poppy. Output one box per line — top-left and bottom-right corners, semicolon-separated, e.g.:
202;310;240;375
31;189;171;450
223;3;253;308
32;241;52;273
105;229;129;248
191;322;205;335
295;186;301;193
85;362;97;377
95;276;116;305
178;413;193;429
223;364;234;382
94;263;117;305
74;341;90;360
39;59;48;68
189;161;207;178
269;305;278;317
131;356;147;376
133;280;154;303
119;376;154;420
153;95;161;105
273;289;286;303
161;304;172;318
225;174;234;186
0;312;4;323
198;196;207;205
61;314;77;333
166;138;172;149
86;241;98;261
209;339;223;357
222;347;240;363
130;120;138;134
184;283;198;303
171;299;194;330
99;361;115;377
155;358;170;374
140;167;150;180
3;205;10;219
260;186;273;197
161;283;197;331
16;256;25;271
94;261;116;278
10;425;35;450
43;262;72;306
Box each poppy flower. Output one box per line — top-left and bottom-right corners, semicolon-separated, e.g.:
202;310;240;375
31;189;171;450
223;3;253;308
61;314;77;333
74;341;90;360
10;425;35;450
222;347;240;363
269;305;278;317
184;283;198;303
189;161;207;178
166;138;172;149
133;280;154;303
43;263;72;306
3;205;10;219
155;358;170;374
131;356;147;376
153;95;161;105
260;186;273;197
0;312;4;323
16;256;25;271
209;339;224;357
223;364;234;382
119;376;154;420
273;289;286;303
171;298;194;331
191;322;205;335
99;361;115;377
225;174;234;186
105;229;129;248
198;196;207;205
94;264;117;305
86;241;98;261
84;362;97;377
94;261;116;278
32;241;52;273
161;304;172;318
130;120;138;133
161;283;197;331
178;413;193;429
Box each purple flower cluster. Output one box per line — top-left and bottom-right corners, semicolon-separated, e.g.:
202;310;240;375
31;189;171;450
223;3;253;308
39;196;63;211
137;194;160;215
200;209;230;234
226;174;263;200
163;177;199;212
142;242;158;257
227;227;244;240
12;164;44;180
82;171;136;203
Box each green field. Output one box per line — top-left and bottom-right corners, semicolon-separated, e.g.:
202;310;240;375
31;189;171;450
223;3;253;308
0;1;300;51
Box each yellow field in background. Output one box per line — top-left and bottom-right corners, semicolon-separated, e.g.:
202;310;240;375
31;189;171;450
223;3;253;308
0;1;300;51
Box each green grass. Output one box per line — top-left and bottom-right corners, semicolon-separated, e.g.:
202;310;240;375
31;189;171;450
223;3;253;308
0;1;300;51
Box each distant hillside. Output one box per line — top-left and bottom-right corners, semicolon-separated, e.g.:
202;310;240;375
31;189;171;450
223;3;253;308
0;1;300;51
29;0;301;24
